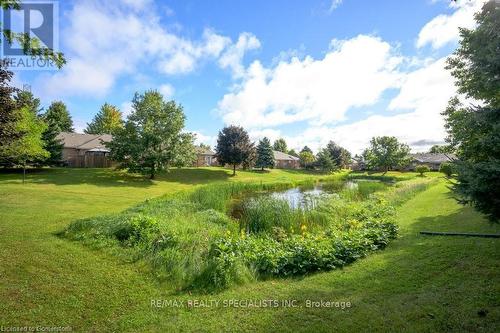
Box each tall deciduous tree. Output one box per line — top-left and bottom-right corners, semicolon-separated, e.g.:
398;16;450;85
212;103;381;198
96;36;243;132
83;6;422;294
273;138;288;153
362;136;410;174
215;125;254;175
326;141;351;169
107;91;195;179
84;103;124;134
256;137;275;171
44;101;74;133
442;1;500;222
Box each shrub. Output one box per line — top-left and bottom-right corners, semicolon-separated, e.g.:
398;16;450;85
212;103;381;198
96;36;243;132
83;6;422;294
439;162;453;178
415;165;430;176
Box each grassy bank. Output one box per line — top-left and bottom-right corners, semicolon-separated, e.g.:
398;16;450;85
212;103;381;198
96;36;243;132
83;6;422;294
0;168;498;332
61;173;434;292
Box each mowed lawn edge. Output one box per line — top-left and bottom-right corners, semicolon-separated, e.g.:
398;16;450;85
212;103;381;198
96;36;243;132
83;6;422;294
0;169;498;332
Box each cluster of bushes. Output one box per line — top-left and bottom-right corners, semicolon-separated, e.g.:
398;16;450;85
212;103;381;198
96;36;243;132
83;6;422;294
61;176;434;291
203;198;398;290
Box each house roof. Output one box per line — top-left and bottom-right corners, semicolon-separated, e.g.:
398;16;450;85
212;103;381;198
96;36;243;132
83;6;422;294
411;153;456;164
195;147;215;155
273;150;300;161
57;132;112;150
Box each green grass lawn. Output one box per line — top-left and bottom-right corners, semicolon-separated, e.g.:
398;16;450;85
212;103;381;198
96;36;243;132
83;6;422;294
0;168;498;332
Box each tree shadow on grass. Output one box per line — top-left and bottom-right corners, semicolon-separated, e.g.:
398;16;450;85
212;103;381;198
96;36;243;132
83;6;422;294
0;167;231;187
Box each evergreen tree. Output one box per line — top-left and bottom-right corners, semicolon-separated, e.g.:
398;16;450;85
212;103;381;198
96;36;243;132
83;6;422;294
84;103;124;134
0;64;20;150
443;1;500;221
316;148;336;172
301;146;313;154
255;137;275;171
41;120;63;166
44;101;74;133
288;149;298;157
326;141;352;169
14;90;42;116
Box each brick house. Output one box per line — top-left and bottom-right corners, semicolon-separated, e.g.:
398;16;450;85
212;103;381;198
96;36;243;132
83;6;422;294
193;147;218;167
273;150;300;169
57;132;113;168
408;153;456;171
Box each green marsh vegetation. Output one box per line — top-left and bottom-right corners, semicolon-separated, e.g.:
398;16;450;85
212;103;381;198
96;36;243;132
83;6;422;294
61;175;438;292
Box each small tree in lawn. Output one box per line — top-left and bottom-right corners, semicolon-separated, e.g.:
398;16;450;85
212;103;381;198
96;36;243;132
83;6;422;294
84;103;124;135
215;125;254;176
273;138;288;153
14;90;63;166
439;162;453;178
44;101;74;133
362;136;410;174
107;90;194;179
3;107;49;183
415;165;430;177
299;151;315;169
256;137;275;171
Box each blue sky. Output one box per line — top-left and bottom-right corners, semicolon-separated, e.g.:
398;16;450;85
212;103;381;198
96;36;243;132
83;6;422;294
13;0;486;153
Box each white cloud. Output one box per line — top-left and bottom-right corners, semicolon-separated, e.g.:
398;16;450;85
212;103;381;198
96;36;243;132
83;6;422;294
328;0;343;14
73;119;87;134
192;131;216;147
157;29;231;75
279;57;456;154
34;1;256;98
217;34;403;129
159;84;175;99
218;32;261;78
248;128;282;143
417;0;485;49
120;101;134;117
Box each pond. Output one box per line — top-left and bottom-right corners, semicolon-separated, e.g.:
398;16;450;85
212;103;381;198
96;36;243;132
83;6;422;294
230;179;389;218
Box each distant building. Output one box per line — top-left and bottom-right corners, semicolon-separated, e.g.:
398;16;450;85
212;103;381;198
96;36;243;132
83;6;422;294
273;150;300;169
409;153;456;171
194;147;218;167
57;132;113;168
